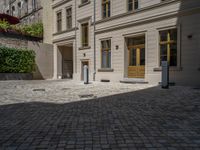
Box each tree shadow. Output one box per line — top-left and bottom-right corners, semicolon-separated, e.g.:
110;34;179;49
0;86;200;149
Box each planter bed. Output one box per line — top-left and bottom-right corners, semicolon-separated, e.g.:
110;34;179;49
0;73;33;80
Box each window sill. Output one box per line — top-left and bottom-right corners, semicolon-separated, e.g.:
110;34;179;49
98;68;114;72
79;46;91;50
79;1;91;8
153;67;183;72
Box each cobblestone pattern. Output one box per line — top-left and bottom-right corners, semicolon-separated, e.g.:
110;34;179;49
0;80;200;150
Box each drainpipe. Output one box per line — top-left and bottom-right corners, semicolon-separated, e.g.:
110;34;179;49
93;0;96;81
75;0;77;74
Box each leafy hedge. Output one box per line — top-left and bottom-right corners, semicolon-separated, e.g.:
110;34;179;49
0;20;43;38
0;46;36;73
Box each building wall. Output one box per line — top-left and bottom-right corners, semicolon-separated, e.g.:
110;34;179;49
52;0;200;86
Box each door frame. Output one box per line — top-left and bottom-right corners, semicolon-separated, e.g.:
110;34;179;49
126;35;146;79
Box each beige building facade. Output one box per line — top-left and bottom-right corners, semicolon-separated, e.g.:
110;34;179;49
52;0;200;86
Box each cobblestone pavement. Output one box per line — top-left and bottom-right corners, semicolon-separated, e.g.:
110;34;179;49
0;80;200;150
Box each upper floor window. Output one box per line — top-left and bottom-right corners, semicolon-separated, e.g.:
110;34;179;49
11;6;15;16
66;7;72;29
127;0;138;12
32;0;36;10
159;29;177;66
18;2;21;17
24;0;28;14
81;0;88;4
56;11;62;32
101;39;111;68
81;22;89;47
102;0;110;18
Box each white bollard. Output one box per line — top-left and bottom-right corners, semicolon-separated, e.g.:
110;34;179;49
84;65;89;84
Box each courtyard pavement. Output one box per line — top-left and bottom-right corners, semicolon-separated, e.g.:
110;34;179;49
0;80;200;150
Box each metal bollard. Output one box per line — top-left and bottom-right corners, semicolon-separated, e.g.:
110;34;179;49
84;65;89;84
161;61;169;89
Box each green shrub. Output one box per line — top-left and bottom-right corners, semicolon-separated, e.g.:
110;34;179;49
19;22;43;37
0;19;11;31
0;21;43;38
0;46;36;73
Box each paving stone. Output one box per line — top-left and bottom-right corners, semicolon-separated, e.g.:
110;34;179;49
0;80;199;149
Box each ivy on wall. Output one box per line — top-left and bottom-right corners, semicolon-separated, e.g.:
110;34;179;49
0;46;36;73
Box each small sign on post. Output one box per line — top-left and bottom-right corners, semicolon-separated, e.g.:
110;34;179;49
161;61;169;89
84;65;89;84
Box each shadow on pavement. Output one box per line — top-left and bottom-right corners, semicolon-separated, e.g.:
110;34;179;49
0;86;200;149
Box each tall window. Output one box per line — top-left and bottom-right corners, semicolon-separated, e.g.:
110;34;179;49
18;2;21;17
102;0;110;18
32;0;36;10
57;11;62;32
81;23;89;47
159;29;177;66
101;40;111;68
24;0;28;14
127;0;138;12
66;7;72;29
11;6;15;16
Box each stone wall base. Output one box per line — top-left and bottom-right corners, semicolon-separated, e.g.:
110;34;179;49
0;73;33;80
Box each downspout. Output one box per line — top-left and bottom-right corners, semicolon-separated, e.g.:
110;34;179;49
75;0;77;74
93;0;96;81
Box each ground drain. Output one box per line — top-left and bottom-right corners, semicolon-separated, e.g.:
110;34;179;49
79;94;94;99
33;89;45;92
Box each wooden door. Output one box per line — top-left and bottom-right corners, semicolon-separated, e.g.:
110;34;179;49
128;45;145;78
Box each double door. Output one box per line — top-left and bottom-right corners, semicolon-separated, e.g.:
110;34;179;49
128;44;145;78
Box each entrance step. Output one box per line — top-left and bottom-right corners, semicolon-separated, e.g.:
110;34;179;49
120;78;148;84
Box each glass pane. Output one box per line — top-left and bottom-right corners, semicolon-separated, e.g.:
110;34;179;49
134;0;139;9
103;4;106;18
128;36;145;46
160;30;168;42
130;48;136;66
128;0;133;11
108;51;111;68
160;44;167;55
170;29;177;41
160;44;167;65
108;2;110;17
102;51;107;68
170;43;177;66
140;48;145;66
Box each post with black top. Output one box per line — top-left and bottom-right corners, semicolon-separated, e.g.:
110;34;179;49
161;61;169;89
84;65;89;84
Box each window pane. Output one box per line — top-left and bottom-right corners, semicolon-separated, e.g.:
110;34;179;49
160;44;167;65
130;48;136;66
160;30;168;41
108;2;110;17
101;39;111;68
170;43;177;66
82;23;88;47
108;50;111;68
128;0;133;11
134;0;139;9
140;48;145;65
170;29;177;41
102;51;107;68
